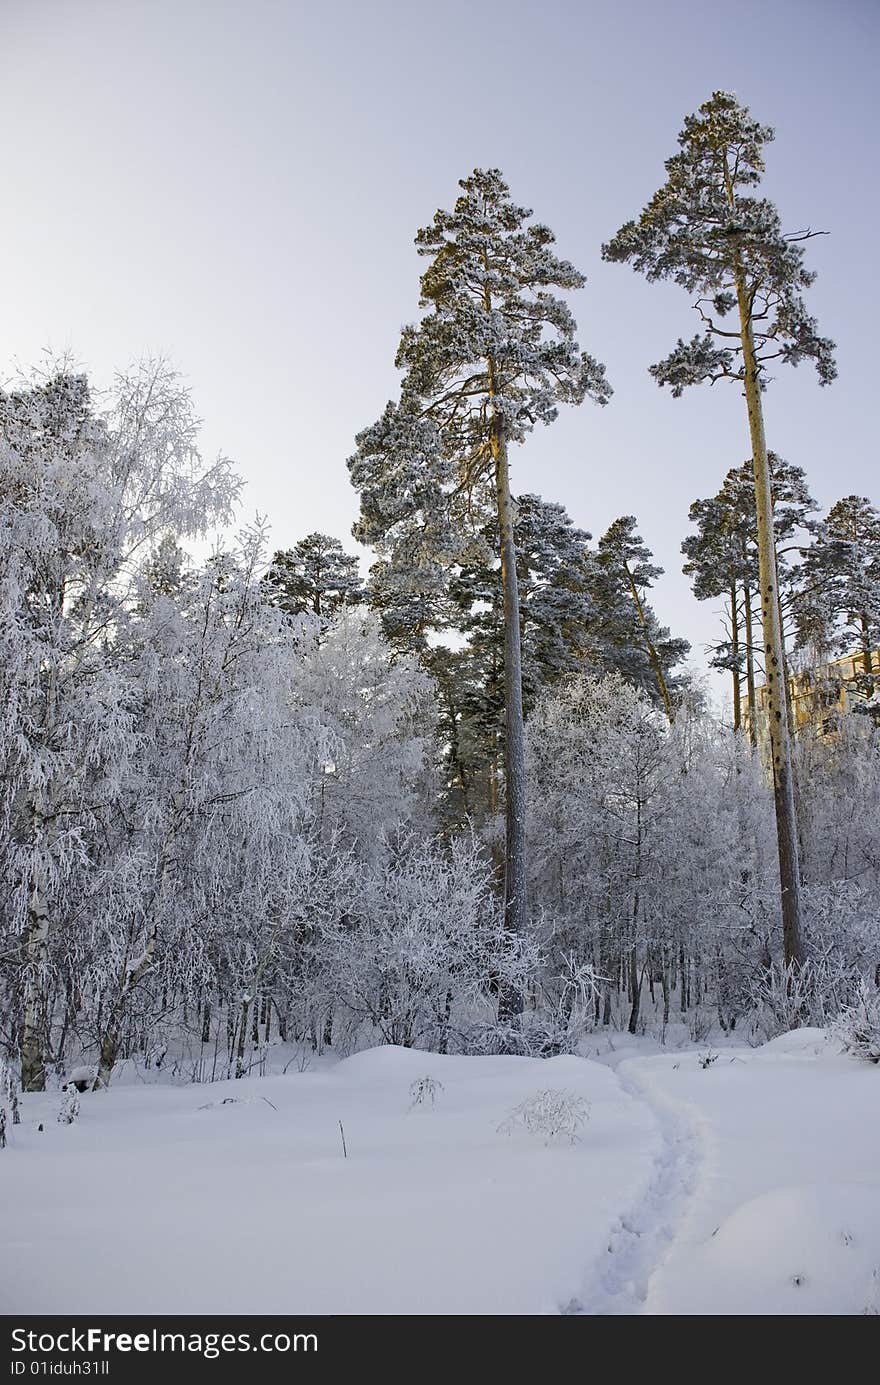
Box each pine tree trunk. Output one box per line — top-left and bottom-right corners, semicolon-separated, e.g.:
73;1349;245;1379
743;579;758;746
861;615;874;676
628;803;643;1034
730;582;742;732
735;284;806;969
624;563;674;721
491;428;527;960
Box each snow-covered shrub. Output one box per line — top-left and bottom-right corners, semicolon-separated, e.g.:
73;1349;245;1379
526;674;778;1040
467;1000;591;1058
408;1076;444;1109
58;1086;80;1125
497;1089;590;1145
749;958;861;1039
317;832;537;1052
514;953;602;1054
831;982;880;1064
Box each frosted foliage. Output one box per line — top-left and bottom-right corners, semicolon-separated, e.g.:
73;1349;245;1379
408;1075;444;1109
349;168;610;644
2;351;878;1090
310;833;537;1052
292;610;438;858
0;366;454;1086
497;1089;590;1145
57;1086;80;1125
603;91;836;392
831;983;880;1064
526;673;780;1032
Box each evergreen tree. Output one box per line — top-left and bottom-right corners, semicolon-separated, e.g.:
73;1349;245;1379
432;494;600;828
423;496;689;828
797;496;880;680
264;532;362;620
682;491;747;729
350;168;610;946
603;91;836;967
684;455;817;737
592;516;689;720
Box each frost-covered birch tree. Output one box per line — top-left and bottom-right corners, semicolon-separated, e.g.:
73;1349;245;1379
603;92;836;967
0;364;237;1089
85;525;325;1087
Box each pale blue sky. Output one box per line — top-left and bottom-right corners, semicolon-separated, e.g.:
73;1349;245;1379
3;0;878;704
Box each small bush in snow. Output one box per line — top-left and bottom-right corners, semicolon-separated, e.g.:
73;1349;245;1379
408;1076;444;1110
469;1014;563;1058
831;982;880;1064
58;1086;80;1125
497;1089;590;1145
749;958;861;1039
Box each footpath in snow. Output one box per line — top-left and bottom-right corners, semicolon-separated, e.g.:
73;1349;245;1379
1;1033;877;1315
615;1029;880;1316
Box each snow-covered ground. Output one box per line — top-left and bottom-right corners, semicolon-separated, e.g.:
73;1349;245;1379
1;1034;877;1315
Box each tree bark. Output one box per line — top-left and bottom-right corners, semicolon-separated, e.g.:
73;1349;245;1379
481;268;527;971
743;578;758;747
491;426;527;957
861;615;874;677
21;847;51;1092
93;926;157;1089
624;562;674;722
730;581;742;732
20;663;60;1093
627;797;643;1034
734;283;806;968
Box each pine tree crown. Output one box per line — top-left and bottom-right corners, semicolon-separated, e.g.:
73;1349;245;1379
602;91;837;392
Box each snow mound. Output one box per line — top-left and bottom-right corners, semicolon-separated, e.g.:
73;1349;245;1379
757;1028;832;1057
2;1045;656;1314
334;1044;608;1087
652;1184;880;1315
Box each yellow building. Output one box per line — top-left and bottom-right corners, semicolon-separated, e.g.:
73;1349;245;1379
747;648;879;743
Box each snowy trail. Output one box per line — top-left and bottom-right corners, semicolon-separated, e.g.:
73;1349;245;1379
4;1038;878;1314
571;1035;880;1316
567;1059;709;1315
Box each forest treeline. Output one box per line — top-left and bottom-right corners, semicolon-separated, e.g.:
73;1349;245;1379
2;92;879;1096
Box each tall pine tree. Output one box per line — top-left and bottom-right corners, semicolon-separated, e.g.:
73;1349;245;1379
603;92;836;967
350;169;610;945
